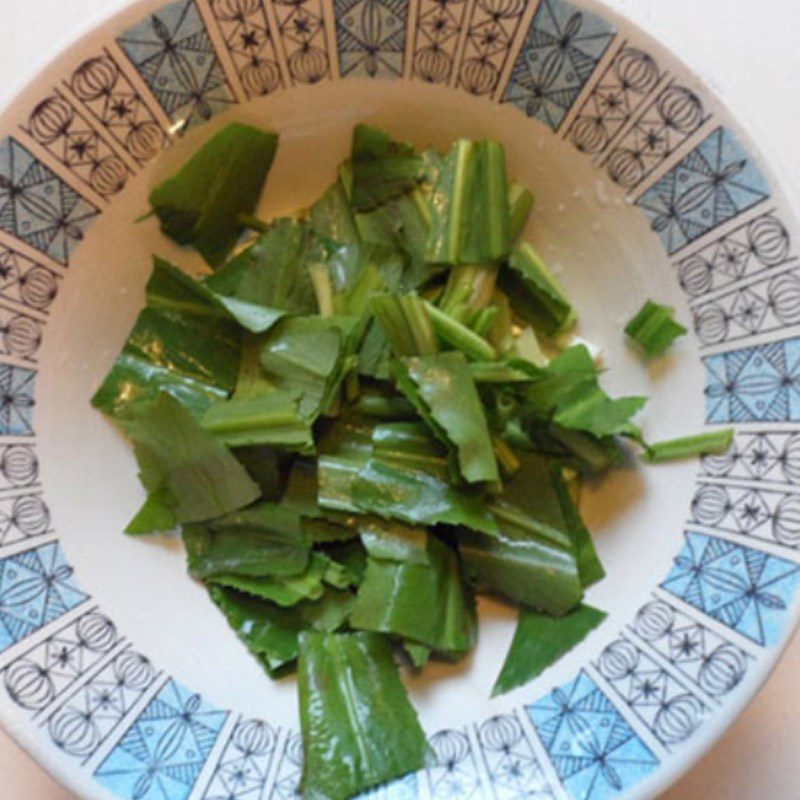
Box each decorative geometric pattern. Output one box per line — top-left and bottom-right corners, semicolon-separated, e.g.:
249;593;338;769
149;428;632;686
567;46;662;156
661;531;800;646
210;0;286;97
692;266;800;348
595;635;708;748
0;138;99;265
334;0;407;78
503;0;616;130
117;0;236;132
0;244;60;316
0;492;51;547
272;0;331;84
267;732;302;800
198;717;279;800
631;598;751;701
636;127;770;255
410;0;471;85
0;541;87;655
47;649;159;764
527;670;659;800
0;365;36;436
1;608;117;712
23;91;132;199
0;444;38;490
95;678;227;800
67;49;168;164
475;713;556;800
690;481;800;549
0;305;43;362
455;0;528;97
675;211;795;301
426;728;482;800
604;80;708;191
705;338;800;423
700;430;800;486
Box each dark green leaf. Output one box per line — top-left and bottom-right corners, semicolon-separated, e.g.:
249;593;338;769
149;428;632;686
149;123;278;267
208;585;301;676
351;125;424;212
204;218;321;316
426;139;510;265
351;532;476;656
121;393;260;528
492;604;606;696
91;300;240;421
298;631;428;800
393;352;499;483
309;180;359;245
625;300;687;357
211;552;347;607
498;243;576;336
202;391;314;451
258;317;348;420
147;255;284;334
182;502;310;579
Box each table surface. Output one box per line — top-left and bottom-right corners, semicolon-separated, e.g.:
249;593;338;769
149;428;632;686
1;0;799;797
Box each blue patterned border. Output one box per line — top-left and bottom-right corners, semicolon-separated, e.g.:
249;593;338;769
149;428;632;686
503;0;616;130
334;0;408;79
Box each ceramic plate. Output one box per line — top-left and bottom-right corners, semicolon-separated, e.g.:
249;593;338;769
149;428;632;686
0;1;798;798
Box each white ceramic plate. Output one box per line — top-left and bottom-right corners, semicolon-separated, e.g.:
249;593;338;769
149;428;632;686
0;1;798;798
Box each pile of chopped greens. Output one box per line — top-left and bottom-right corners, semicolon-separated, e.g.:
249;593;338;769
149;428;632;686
93;122;732;800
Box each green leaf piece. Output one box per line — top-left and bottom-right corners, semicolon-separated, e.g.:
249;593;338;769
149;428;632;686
309;180;359;245
643;428;734;463
351;532;476;656
371;294;439;358
92;285;240;421
393;352;499;483
148;123;278;267
351;125;424;212
298;631;428;800
208;586;302;676
183;503;310;579
492;604;607;696
202;391;314;451
258;316;348;420
121;393;260;529
499;243;576;336
625;300;688;357
204;217;321;317
426;139;511;265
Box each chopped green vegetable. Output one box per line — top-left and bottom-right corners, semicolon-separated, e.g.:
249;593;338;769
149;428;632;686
508;181;534;242
427;139;511;264
298;631;428;800
92;265;241;421
182;503;310;579
644;428;734;463
393;352;499;483
625;300;688;357
148;123;278;267
204;218;321;317
202;391;314;451
492;604;606;696
371;293;438;357
351;124;424;212
499;243;576;336
121;393;260;529
351;530;476;656
94;122;724;796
